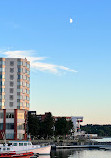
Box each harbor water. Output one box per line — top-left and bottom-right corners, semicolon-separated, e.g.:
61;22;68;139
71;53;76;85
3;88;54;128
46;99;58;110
38;149;111;158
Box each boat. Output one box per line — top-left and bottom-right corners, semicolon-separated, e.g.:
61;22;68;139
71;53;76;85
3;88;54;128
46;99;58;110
0;141;51;155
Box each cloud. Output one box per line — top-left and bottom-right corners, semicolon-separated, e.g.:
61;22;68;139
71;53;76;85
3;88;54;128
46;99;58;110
70;18;73;24
1;50;77;74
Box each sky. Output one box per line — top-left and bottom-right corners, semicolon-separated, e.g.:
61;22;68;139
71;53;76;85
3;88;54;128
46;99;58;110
0;0;111;124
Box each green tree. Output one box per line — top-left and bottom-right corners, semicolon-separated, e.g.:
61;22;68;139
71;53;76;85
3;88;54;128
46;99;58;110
27;114;40;138
40;112;54;138
55;117;73;136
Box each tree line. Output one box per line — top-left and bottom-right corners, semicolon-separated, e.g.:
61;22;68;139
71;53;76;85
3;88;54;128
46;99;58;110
27;112;73;139
81;124;111;137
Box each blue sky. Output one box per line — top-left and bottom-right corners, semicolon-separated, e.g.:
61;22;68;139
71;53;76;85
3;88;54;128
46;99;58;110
0;0;111;124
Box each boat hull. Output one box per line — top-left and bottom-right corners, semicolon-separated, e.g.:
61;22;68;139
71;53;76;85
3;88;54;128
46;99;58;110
0;152;34;158
27;145;51;155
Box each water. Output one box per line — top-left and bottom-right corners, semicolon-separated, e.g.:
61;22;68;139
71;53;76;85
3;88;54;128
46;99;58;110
92;137;111;142
38;149;111;158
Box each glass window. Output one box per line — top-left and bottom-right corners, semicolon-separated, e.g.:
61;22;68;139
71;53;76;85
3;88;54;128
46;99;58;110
18;68;22;73
10;95;13;100
17;123;25;130
0;75;5;79
9;102;13;107
10;61;14;66
2;95;5;99
27;71;29;75
0;61;5;65
18;82;22;86
25;69;27;73
7;148;10;150
0;113;3;118
0;88;5;93
10;68;14;73
19;143;23;146
17;61;23;66
10;88;14;93
6;133;14;139
18;75;22;79
24;143;27;146
6;113;14;118
0;68;5;72
0;81;5;86
10;82;14;87
17;113;24;119
10;75;14;80
17;89;22;93
6;123;14;129
13;143;17;146
27;64;30;68
0;123;3;130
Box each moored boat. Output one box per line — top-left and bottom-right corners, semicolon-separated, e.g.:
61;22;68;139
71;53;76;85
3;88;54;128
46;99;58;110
0;141;51;155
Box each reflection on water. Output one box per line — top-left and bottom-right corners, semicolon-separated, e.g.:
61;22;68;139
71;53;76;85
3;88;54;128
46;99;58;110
39;156;50;158
42;149;111;158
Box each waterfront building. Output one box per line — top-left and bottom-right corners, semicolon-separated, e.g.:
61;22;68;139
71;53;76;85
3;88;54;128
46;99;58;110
0;58;30;140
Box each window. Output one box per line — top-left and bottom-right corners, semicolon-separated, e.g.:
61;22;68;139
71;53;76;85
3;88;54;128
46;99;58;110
18;75;22;79
17;95;22;100
13;143;17;146
17;134;24;140
0;95;5;99
17;99;20;102
6;123;14;129
10;95;13;100
27;71;30;75
18;68;22;73
0;68;5;72
10;88;14;93
0;75;5;79
24;143;27;146
0;113;3;118
17;89;22;93
10;75;14;80
19;143;23;146
10;82;14;87
0;81;5;86
0;123;3;130
27;84;29;88
10;68;14;73
0;61;5;65
0;88;5;93
6;113;14;118
17;61;23;66
17;113;24;119
9;102;13;107
6;134;14;139
17;123;25;130
27;64;30;68
10;61;14;66
17;102;23;107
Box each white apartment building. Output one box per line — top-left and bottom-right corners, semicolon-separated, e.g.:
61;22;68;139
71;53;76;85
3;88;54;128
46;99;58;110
0;58;30;140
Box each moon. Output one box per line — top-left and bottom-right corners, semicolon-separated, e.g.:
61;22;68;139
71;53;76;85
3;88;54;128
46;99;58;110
70;18;73;24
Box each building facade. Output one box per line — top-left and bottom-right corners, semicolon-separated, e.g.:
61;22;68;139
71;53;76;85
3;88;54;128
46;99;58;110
0;58;30;140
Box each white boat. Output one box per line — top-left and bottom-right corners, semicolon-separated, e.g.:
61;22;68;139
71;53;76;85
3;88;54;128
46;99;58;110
0;141;51;155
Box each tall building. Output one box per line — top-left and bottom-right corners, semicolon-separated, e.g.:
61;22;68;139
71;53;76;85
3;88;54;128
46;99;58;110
0;58;30;140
